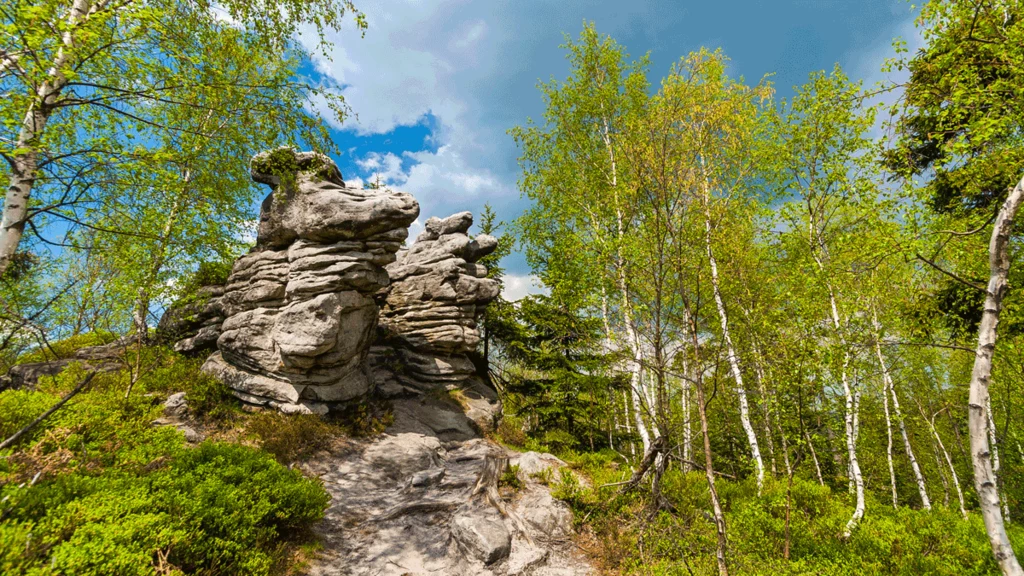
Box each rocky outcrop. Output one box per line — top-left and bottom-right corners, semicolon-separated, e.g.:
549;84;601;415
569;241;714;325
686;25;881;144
301;415;590;576
0;339;126;391
201;148;418;414
156;284;226;356
371;212;502;435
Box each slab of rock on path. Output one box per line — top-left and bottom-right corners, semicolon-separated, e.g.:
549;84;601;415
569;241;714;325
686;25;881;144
301;413;592;576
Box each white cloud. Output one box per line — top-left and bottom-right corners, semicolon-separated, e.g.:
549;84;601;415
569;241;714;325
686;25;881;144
354;146;508;223
501;274;548;301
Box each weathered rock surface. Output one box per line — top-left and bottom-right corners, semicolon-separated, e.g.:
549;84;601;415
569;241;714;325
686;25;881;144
372;211;503;433
202;148;419;413
151;392;205;443
156;284;226;356
300;409;591;576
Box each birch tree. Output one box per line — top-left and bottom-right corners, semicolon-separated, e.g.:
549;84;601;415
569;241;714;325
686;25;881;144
660;49;773;490
887;1;1024;570
778;66;879;535
513;24;659;456
0;0;364;279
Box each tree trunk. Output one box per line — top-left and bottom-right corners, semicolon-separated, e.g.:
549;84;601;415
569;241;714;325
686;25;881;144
696;352;728;576
700;158;764;492
681;361;693;473
890;378;931;510
967;174;1024;575
805;429;825;486
752;353;778;478
882;363;898;509
685;305;728;576
0;0;100;277
605;114;653;456
872;310;931;509
987;395;1010;522
924;407;967;519
837;344;864;537
808;206;864;533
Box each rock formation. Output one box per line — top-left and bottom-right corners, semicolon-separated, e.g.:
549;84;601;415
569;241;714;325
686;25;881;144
370;211;503;436
0;147;595;575
201;148;419;414
0;338;125;392
156;283;226;356
302;437;591;576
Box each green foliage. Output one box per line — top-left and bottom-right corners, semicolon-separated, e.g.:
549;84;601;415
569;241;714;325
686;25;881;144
499;464;524;492
246;411;341;465
490;295;622;452
1;439;328;576
556;458;1020;576
0;356;328;576
188;260;235;289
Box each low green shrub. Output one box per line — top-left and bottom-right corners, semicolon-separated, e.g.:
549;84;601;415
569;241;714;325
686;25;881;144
1;440;328;576
559;461;1023;576
247;411;341;464
500;463;524;491
0;372;329;576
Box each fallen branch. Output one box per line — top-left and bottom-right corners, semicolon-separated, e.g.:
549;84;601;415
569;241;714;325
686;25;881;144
617;435;668;494
0;372;95;451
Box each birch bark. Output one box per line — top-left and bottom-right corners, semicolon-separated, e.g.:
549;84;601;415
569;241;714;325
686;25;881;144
872;310;931;510
699;157;764;491
966;175;1024;575
1;0;114;276
987;395;1010;521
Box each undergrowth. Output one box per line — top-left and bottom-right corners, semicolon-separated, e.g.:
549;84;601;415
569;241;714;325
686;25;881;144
0;349;346;575
516;441;1023;575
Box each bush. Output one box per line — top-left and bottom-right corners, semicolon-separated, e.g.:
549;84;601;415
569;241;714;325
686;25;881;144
0;381;329;576
563;463;1023;576
1;441;328;576
247;411;341;464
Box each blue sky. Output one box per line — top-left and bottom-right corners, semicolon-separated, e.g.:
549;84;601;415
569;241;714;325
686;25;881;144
296;0;921;299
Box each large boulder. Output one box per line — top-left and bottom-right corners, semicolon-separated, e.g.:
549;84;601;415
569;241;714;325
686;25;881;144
201;148;419;413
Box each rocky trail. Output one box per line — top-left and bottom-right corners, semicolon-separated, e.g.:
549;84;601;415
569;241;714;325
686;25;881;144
299;413;593;576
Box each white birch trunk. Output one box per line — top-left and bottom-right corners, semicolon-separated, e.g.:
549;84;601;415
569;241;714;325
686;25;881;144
834;310;864;536
809;207;864;534
700;158;764;492
891;380;932;510
967;174;1024;575
0;0;110;277
752;354;778;477
872;310;931;510
927;412;967;519
601;114;653;457
805;429;825;486
882;365;898;509
987;395;1010;522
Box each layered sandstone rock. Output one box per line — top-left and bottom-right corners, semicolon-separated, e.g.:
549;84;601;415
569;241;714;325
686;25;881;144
372;211;502;434
156;284;226;356
202;148;418;413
